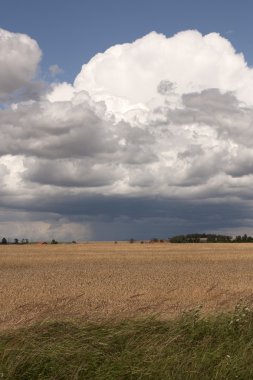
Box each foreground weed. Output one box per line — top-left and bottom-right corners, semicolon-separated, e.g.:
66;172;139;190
1;306;253;379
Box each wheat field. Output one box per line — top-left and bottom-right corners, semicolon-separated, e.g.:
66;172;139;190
1;242;253;330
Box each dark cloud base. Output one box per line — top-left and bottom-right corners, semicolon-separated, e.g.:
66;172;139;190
1;192;251;240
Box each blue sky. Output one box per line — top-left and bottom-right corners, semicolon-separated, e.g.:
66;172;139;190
2;0;253;240
1;0;253;83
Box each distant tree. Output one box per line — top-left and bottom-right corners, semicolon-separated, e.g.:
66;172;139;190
1;237;7;244
242;234;248;242
14;238;19;244
170;235;187;243
72;241;77;244
51;239;58;244
129;238;135;243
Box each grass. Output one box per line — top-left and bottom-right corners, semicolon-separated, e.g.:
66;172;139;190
1;305;253;379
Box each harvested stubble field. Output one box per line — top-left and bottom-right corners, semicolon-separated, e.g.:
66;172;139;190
1;242;253;330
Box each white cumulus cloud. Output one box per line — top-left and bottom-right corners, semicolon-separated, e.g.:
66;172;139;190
0;28;42;99
73;30;253;109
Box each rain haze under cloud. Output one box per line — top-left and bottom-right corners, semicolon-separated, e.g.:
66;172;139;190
1;27;253;240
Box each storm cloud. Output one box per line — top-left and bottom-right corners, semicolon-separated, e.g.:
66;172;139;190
1;29;253;240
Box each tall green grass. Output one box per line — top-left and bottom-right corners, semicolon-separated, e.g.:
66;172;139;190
1;305;253;379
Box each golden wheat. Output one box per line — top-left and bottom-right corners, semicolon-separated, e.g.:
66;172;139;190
1;242;253;330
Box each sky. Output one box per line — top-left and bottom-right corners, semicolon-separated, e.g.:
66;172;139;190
1;0;253;241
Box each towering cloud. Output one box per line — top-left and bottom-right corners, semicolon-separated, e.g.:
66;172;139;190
74;30;253;107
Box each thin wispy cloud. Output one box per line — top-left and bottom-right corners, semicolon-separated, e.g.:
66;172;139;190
49;64;64;77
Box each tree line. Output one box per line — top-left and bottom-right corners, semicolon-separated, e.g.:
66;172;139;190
169;233;253;243
1;237;29;244
0;238;77;244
